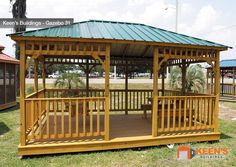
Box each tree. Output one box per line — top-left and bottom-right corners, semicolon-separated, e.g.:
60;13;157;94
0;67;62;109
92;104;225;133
186;65;205;93
54;73;85;89
10;0;27;95
168;64;205;93
168;66;182;90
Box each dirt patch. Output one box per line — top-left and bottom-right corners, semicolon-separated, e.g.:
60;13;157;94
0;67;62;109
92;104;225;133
219;104;236;121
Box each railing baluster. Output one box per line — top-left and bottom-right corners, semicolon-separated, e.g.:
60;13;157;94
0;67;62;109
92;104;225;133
39;100;42;139
167;97;170;131
161;98;165;131
97;99;100;135
76;99;79;137
199;97;203;129
69;99;72;137
189;97;193;130
30;100;35;139
194;98;198;129
54;100;57;138
183;97;187;130
136;91;140;109
178;99;182;130
61;99;65;138
204;97;207;128
89;100;93;136
83;99;86;136
209;97;212;128
173;97;176;131
46;100;50;139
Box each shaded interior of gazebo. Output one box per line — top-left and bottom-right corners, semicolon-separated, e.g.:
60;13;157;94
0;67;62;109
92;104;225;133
9;20;229;156
0;45;19;110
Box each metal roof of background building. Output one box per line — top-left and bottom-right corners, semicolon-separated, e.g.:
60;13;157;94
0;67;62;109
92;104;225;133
220;59;236;68
9;20;230;49
0;44;19;64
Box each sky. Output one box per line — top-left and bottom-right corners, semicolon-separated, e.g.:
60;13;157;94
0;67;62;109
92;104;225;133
0;0;235;60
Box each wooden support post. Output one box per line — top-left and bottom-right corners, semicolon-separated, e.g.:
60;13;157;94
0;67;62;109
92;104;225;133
214;51;220;133
221;70;224;96
181;59;186;95
34;58;38;93
42;57;46;90
20;41;26;146
125;61;128;115
152;47;159;137
233;68;235;96
86;59;89;97
161;65;165;96
104;44;110;141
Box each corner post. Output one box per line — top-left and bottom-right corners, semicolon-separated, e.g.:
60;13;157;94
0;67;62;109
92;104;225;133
105;44;110;140
20;41;26;146
214;51;220;133
152;47;159;137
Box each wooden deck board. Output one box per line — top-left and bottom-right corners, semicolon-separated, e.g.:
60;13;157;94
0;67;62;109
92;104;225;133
31;113;212;143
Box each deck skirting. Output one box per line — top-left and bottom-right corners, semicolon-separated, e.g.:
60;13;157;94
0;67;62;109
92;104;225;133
0;102;17;111
18;132;220;156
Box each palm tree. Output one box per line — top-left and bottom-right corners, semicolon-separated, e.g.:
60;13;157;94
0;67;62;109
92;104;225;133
168;64;205;93
168;66;182;90
54;73;85;89
186;65;205;93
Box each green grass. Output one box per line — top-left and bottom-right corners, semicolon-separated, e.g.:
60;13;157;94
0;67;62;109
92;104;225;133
220;101;236;110
0;105;236;167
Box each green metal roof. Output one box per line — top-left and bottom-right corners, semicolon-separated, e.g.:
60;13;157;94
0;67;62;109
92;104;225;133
9;20;230;49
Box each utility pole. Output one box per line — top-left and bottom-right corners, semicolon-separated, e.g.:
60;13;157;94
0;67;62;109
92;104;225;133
175;0;178;33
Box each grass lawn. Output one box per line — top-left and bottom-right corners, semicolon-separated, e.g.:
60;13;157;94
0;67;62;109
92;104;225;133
0;105;235;166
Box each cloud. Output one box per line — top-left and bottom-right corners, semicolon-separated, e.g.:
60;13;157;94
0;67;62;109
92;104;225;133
0;0;235;59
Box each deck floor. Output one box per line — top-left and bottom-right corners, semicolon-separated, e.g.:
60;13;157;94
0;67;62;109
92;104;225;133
35;112;212;143
39;113;152;140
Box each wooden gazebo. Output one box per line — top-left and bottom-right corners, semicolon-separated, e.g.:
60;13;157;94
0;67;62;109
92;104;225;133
9;20;229;156
0;44;19;110
207;59;236;97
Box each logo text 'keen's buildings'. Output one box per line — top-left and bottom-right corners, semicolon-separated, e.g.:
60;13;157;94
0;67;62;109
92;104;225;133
177;145;229;160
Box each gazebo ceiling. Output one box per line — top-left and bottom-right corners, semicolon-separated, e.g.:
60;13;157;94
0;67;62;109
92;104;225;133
9;20;230;51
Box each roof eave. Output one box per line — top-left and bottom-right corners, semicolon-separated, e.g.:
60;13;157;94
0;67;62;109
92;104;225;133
10;35;229;51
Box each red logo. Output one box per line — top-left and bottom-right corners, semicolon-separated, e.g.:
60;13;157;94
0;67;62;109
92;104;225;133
177;145;229;160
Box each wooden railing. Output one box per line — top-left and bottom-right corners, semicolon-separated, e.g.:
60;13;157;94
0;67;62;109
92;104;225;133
156;96;216;133
220;83;236;95
43;89;208;112
45;89;155;111
26;89;45;98
25;97;105;142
